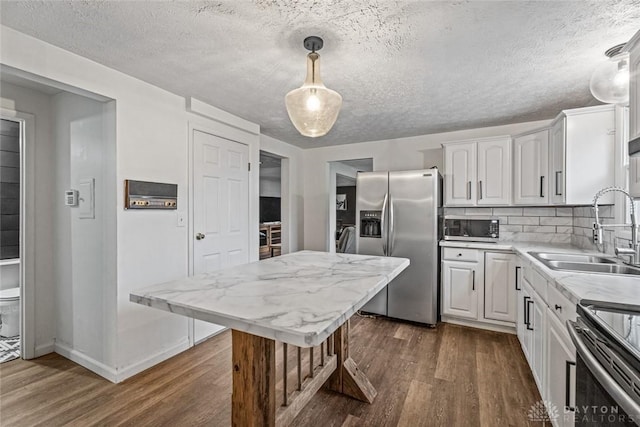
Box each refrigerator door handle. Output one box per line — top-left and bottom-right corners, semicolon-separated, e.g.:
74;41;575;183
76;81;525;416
381;192;389;256
389;195;395;255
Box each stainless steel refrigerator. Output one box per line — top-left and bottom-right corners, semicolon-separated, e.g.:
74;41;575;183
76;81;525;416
356;169;442;325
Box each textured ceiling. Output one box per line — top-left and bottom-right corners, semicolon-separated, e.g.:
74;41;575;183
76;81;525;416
1;1;639;148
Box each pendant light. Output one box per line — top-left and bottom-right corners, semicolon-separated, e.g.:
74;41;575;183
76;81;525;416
285;36;342;138
590;43;629;105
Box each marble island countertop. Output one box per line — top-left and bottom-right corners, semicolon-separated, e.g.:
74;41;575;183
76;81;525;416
440;240;640;307
130;251;409;347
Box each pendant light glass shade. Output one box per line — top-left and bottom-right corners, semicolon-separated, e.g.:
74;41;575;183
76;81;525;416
285;52;342;138
590;48;629;105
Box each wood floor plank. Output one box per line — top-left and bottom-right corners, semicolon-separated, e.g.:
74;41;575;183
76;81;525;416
340;414;362;427
0;320;542;427
433;324;458;381
396;380;432;427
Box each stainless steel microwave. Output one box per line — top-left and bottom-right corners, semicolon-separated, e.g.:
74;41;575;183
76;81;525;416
443;216;499;242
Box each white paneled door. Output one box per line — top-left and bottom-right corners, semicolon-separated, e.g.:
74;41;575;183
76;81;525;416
192;129;249;343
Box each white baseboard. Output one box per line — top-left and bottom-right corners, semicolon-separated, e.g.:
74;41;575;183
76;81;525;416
114;338;190;383
54;341;118;382
442;316;516;334
194;325;228;346
33;340;55;358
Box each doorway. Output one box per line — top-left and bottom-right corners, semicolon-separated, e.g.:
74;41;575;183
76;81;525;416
328;159;373;253
0;117;23;363
1;71;117;373
259;151;282;260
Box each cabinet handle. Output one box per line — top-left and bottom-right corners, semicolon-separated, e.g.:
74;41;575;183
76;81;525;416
526;299;534;330
478;181;483;200
566;360;576;411
472;270;475;291
515;266;521;291
540;176;545;198
555;304;562;312
467;181;472;200
555;171;563;196
523;296;530;326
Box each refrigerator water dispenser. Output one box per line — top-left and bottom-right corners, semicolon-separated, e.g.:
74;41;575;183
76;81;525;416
359;210;382;238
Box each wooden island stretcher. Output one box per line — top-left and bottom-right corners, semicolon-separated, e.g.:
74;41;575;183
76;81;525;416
130;250;409;426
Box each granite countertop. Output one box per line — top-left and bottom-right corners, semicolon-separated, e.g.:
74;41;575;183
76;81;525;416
130;251;409;347
440;240;640;307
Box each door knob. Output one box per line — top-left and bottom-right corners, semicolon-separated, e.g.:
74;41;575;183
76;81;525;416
196;233;205;240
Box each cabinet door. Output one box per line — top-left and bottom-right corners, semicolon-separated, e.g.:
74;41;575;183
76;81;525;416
550;119;566;204
477;138;511;205
530;290;546;393
630;40;640;143
546;309;576;427
442;260;478;319
513;130;549;205
630;157;640;198
444;142;476;206
484;252;517;323
519;280;533;364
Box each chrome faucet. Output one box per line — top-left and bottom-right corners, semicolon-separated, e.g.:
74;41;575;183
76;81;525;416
592;186;639;265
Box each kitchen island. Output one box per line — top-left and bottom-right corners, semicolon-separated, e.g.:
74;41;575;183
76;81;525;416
130;250;409;426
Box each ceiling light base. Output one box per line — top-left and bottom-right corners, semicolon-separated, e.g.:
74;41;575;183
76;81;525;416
605;43;626;58
303;36;323;52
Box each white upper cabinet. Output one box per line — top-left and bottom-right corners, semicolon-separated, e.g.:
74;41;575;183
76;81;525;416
513;129;549;205
477;138;511;205
628;31;640;143
549;105;615;205
627;31;640;197
444;142;476;206
549;119;565;205
443;136;511;206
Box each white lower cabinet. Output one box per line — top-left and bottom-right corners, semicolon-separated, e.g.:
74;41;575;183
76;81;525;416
530;288;546;392
546;307;576;427
442;260;478;319
484;252;517;322
519;277;544;391
515;257;577;427
441;248;516;330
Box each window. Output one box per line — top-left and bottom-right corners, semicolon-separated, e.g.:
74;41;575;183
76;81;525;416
0;118;20;260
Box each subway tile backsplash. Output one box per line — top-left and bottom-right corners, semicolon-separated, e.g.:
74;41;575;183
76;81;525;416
443;205;618;248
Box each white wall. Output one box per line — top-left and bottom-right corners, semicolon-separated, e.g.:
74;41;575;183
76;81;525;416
302;120;552;251
1;25;267;381
51;91;117;372
259;167;281;198
260;135;304;254
0;81;56;356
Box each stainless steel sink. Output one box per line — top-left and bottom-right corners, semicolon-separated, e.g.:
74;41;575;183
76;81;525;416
528;251;640;276
529;252;617;264
544;260;640;276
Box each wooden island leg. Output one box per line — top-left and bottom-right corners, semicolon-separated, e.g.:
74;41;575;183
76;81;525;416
326;320;377;403
232;330;276;427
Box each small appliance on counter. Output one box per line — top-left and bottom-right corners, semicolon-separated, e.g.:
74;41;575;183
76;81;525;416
567;301;640;425
443;215;499;242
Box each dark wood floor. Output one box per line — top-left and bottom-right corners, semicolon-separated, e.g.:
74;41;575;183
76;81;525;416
0;317;542;426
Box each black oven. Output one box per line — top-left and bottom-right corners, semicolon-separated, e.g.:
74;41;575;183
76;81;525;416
568;303;640;426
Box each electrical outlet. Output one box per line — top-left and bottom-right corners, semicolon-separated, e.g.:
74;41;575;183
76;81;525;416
177;212;186;227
